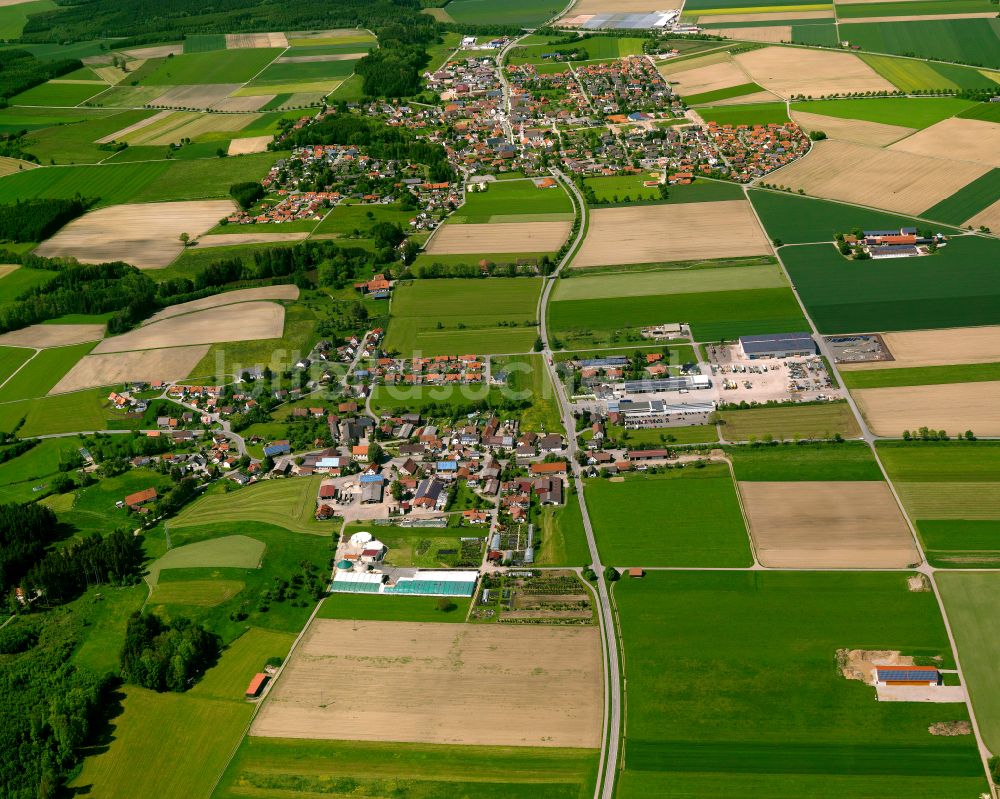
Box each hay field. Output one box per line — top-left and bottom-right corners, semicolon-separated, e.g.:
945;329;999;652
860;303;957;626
791;110;915;146
700;9;833;21
735;46;894;97
122;44;183;58
967;196;1000;231
196;231;310;247
150;84;240;109
665;59;752;95
35;200;235;270
425;220;571;254
770;139;988;214
226;32;288;49
94;301;284;353
96;109;173;143
49;345;209;393
212;95;273;112
144;285;299;324
227;134;273;154
123;112;257;146
738;480;918;567
894;482;1000;520
573;201;771;268
0;324;103;347
252;619;603;748
841;326;1000;370
889;117;1000;168
0;155;39;175
711;89;780;105
840;11;998;22
715;26;793;43
855;381;1000;436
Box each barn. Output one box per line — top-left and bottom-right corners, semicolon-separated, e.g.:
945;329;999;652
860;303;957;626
739;332;817;360
246;672;270;698
874;666;941;687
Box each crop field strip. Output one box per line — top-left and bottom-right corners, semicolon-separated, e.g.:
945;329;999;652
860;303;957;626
841;18;1000;69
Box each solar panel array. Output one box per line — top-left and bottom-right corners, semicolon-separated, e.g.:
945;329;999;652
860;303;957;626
582;12;663;29
876;668;939;682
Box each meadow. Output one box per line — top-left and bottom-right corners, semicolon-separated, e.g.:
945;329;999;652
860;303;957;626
554;262;788;301
614;570;986;798
0;345;31;385
717;401;862;441
452;179;573;223
318;593;472;623
959;102;1000;123
442;0;556;27
788;97;975;128
585;463;752;567
683;81;764;105
937;572;1000;752
10;81;106;107
23;108;158;164
508;36;646;65
171;477;330;535
696;102;790;126
0;0;55;39
214;737;599;799
537;499;592;567
839;0;995;17
845;18;1000;69
0;342;95;402
841;361;1000;389
383;277;541;356
0;387;118;436
311;201;415;236
140;49;283;84
728;441;881;481
0;265;55;307
858;53;999;91
62;468;173;534
922;168;1000;225
780;237;1000;334
583;176;743;205
0;436;83;505
496;353;562;432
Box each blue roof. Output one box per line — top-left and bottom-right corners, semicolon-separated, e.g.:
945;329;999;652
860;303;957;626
359;474;384;483
437;461;458;471
876;668;939;681
384;579;476;597
263;443;290;456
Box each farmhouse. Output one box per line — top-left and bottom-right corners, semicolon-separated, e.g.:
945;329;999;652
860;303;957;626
123;487;157;510
739;332;817;360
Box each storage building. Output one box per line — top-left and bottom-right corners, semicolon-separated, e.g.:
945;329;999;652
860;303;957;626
738;332;816;360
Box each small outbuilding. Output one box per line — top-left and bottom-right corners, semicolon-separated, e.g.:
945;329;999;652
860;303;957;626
246;672;270;698
874;666;941;687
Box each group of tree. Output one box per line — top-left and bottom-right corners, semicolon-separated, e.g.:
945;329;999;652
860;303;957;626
0;197;90;242
0;503;60;598
24;529;144;605
119;611;219;692
0;49;81;104
229;181;265;210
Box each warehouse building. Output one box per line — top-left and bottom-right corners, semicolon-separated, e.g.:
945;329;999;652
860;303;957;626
738;332;817;360
612;375;710;397
612;398;715;428
329;567;479;597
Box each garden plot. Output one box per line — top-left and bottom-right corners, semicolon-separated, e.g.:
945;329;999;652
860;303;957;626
425;220;571;254
0;324;103;348
854;381;1000;436
791;110;915;146
889;117;1000;168
664;58;753;96
572;201;771;268
770;139;988;214
93;301;284;353
143;285;299;324
150;84;241;110
49;345;209;394
251;619;602;748
738;480;918;567
735;46;895;97
34;200;235;270
226;134;273;154
840;326;1000;370
226;32;288;49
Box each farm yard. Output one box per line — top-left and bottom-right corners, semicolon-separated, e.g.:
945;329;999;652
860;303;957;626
251;618;603;747
614;570;986;798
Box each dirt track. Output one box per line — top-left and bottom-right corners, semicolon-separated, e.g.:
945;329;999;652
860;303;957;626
735;46;893;98
840;326;1000;370
426;221;571;254
855;381;1000;437
251;618;603;748
739;481;918;568
573;200;771;267
49;346;209;394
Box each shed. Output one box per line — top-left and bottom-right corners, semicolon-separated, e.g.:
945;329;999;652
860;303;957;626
246;673;270;698
874;666;941;686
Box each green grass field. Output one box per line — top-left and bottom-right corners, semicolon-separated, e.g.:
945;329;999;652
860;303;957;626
452;179;573;223
614;570;986;798
171;477;331;535
318;592;472;622
839;0;995;17
0;436;83;505
583;176;743;205
10;80;106;107
718;401;863;441
0;342;94;402
922;168;1000;226
696;102;790;125
958;102;1000;122
140;49;283;84
554;262;788;301
497;353;562;431
844;18;1000;69
0;265;54;307
780;236;1000;334
841;361;1000;389
0;105;115;133
537;499;592;566
22;108;158;164
0;0;55;38
190;626;295;702
0;345;31;385
147;534;266;585
369;383;505;416
443;0;557;27
585;463;752;567
215;737;598;799
792;22;840;47
0;386;118;436
859;52;999;91
252;58;359;84
728;441;881;480
789;97;976;128
312;201;416;236
384;277;541;356
937;572;1000;753
683;81;765;104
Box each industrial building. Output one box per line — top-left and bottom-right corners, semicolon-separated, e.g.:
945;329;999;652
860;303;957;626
612;375;710;397
611;398;715;428
738;332;817;360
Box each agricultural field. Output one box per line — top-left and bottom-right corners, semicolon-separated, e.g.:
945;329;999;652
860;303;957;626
840;326;1000;372
728;441;881;480
780;236;1000;334
843;18;1000;69
450;179;573;223
510;35;646;64
922;168;1000;226
318;592;472;623
584;463;753;567
0;436;83;504
858;53;998;91
10;80;107;107
251;618;603;746
733;45;895;97
0;341;94;401
789;96;978;128
854;381;1000;437
442;0;557;27
718;402;863;440
614;570;986;798
694;101;790;125
889;117;1000;169
582;176;743;204
139;49;283;85
841;362;1000;389
425;220;571;255
790;109;914;146
537;500;592;566
572;200;771;268
383;277;541;356
171;478;330;535
215;737;599;799
879;441;1000;566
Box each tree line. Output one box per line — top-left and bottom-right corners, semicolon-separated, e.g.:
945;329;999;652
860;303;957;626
0;49;81;104
0;197;90;243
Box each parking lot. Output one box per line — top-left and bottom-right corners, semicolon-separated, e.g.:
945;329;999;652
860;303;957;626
706;344;841;404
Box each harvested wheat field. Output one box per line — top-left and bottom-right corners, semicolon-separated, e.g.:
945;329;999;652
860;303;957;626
226;32;288;48
0;156;38;176
699;9;833;21
715;26;792;43
196;231;310;248
150;84;240;110
127;112;257;146
143;285;299;325
277;53;366;63
122;44;183;59
735;46;893;98
49;345;209;394
95;301;284;353
211;95;272;112
855;381;1000;437
711;90;780;105
573;201;771;268
565;0;666;13
0;324;104;348
966;196;1000;232
889;117;1000;168
425;221;572;254
227;135;273;155
666;59;753;96
95;109;173;144
739;481;918;568
0;265;17;279
841;327;1000;370
251;618;602;748
840;11;997;22
35;200;235;270
791;110;915;147
770;140;988;214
